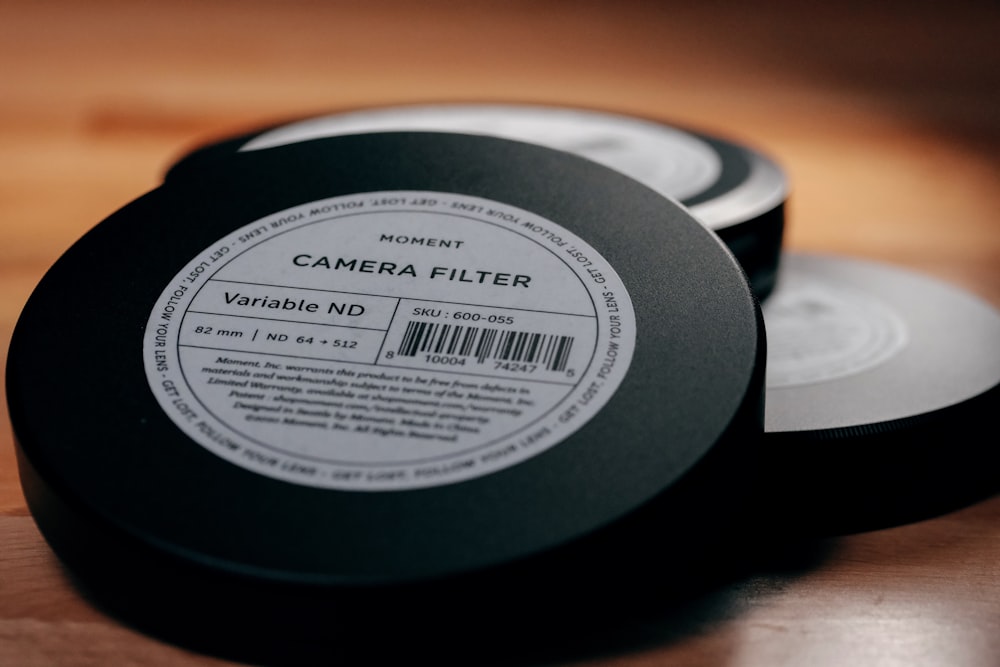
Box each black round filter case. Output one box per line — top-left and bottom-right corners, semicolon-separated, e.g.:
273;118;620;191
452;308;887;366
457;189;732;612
8;132;765;662
760;252;1000;535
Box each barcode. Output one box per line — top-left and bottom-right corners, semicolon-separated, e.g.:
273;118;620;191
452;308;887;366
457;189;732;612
397;321;574;371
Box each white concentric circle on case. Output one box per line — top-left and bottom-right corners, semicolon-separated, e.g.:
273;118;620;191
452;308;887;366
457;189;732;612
763;276;909;388
241;104;724;213
763;253;1000;432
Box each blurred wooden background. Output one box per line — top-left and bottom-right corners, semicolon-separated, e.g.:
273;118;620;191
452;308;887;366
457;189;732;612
2;1;998;665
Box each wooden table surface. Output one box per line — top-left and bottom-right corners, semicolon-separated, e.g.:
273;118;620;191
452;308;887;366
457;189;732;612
2;1;998;665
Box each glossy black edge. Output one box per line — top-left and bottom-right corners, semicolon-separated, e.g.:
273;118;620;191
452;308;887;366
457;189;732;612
714;200;784;301
756;381;1000;537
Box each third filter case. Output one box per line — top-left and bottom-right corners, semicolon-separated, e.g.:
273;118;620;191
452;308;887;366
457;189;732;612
759;252;1000;535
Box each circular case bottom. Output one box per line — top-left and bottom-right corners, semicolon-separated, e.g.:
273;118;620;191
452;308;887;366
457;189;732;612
8;132;766;663
758;252;1000;536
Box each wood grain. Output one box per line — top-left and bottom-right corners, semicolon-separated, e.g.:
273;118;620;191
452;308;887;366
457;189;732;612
2;1;998;665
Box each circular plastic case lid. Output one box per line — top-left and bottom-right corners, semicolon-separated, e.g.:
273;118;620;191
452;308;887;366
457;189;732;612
759;252;1000;535
166;102;788;298
8;132;764;661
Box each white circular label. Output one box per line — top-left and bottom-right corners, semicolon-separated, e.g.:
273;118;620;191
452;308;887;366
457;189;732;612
241;105;722;204
763;278;909;388
144;191;636;491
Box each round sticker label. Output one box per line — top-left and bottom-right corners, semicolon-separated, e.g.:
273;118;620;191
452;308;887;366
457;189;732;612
763;277;909;388
144;191;636;490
